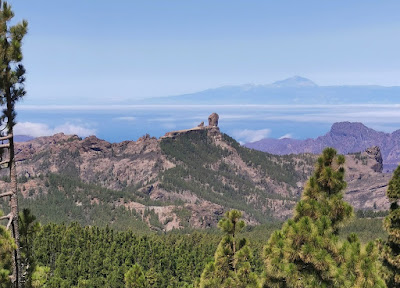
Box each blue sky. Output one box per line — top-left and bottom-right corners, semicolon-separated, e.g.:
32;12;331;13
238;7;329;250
8;1;400;142
12;0;400;105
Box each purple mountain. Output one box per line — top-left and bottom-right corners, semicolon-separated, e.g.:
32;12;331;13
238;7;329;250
245;122;400;172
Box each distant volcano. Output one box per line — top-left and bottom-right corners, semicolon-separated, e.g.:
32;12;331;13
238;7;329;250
141;75;400;105
269;76;318;88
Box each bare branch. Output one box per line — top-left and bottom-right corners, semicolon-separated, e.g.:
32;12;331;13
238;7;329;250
0;191;12;198
0;143;10;149
0;159;10;166
0;212;11;220
0;134;12;141
6;216;13;230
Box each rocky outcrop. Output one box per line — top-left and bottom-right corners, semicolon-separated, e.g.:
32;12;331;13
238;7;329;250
365;146;383;173
208;113;219;127
344;147;390;210
161;113;219;139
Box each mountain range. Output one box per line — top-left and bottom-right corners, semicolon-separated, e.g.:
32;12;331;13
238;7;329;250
0;117;391;232
141;76;400;105
245;122;400;172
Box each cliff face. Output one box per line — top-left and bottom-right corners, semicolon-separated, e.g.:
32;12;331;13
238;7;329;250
345;147;390;211
245;122;400;172
0;126;391;231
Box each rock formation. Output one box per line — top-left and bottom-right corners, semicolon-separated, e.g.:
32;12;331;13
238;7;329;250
161;113;219;139
345;146;390;210
365;146;383;173
208;113;219;127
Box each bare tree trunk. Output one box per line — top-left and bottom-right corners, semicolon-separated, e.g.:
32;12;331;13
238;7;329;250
9;131;22;288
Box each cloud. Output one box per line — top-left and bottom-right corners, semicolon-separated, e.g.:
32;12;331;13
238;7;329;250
279;133;292;139
14;122;96;137
114;116;136;121
232;128;271;143
54;123;96;137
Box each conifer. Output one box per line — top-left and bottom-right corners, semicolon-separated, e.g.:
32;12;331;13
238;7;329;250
199;210;260;288
0;1;28;287
263;148;383;287
125;264;146;288
382;164;400;287
0;210;15;288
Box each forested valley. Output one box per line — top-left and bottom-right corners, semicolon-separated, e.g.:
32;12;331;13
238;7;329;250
1;147;399;287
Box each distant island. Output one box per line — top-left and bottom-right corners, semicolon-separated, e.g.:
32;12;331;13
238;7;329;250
140;75;400;105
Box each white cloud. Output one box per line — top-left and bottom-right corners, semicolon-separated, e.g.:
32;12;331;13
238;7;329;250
114;116;136;121
232;128;271;143
279;133;292;139
14;122;96;138
54;123;96;137
14;122;51;137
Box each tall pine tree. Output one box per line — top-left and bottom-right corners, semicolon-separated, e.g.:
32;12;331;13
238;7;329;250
19;209;40;287
0;1;27;287
263;148;385;287
383;164;400;287
199;210;260;288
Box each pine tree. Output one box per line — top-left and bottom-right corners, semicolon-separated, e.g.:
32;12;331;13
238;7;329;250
263;148;353;287
382;164;400;287
199;210;260;288
0;210;15;287
0;1;28;287
19;208;40;287
125;264;146;288
31;265;50;288
340;233;385;288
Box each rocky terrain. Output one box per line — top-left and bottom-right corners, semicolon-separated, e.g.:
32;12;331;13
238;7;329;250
0;115;392;231
245;122;400;172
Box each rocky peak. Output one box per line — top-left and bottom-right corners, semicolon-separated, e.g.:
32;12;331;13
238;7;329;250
329;122;372;137
208;113;219;127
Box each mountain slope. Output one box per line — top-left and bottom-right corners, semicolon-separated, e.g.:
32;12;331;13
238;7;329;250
0;121;391;231
246;122;400;171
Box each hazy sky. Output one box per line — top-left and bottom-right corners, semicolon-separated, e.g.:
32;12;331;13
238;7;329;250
12;1;400;105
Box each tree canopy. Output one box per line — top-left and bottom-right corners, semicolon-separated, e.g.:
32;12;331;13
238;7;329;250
382;164;400;287
199;210;260;288
263;147;385;287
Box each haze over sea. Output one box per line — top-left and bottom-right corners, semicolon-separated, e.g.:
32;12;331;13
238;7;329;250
15;101;400;144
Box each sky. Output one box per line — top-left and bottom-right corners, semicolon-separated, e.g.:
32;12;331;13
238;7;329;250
7;1;400;142
12;0;400;104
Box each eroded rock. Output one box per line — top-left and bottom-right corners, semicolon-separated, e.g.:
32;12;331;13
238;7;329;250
208;113;219;127
365;146;383;173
